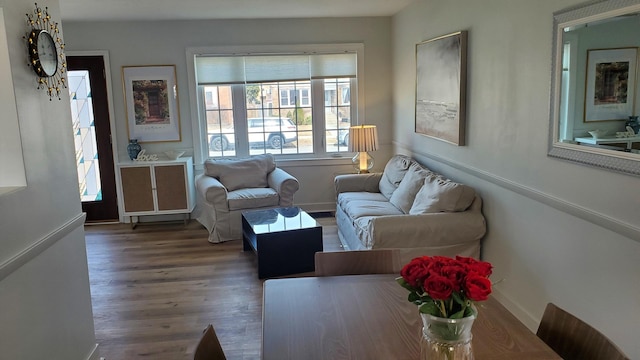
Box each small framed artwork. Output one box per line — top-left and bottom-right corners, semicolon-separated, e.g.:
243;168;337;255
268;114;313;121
122;65;181;142
415;31;467;145
584;47;637;122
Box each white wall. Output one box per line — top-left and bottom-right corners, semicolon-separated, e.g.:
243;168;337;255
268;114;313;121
0;0;97;359
63;17;394;212
392;0;640;358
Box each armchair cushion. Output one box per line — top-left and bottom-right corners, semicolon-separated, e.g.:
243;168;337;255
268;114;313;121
228;188;279;210
204;154;276;191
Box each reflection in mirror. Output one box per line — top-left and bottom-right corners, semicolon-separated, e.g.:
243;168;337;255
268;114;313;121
549;0;640;176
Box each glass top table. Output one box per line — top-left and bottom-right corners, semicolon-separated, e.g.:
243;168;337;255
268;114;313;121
241;207;323;278
242;207;319;235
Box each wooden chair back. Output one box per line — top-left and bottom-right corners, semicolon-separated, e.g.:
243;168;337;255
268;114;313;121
194;324;227;360
536;303;629;360
314;249;402;276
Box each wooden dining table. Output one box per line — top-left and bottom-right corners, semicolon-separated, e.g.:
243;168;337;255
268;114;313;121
262;274;561;360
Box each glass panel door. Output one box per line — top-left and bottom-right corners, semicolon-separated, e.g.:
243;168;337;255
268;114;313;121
69;70;102;202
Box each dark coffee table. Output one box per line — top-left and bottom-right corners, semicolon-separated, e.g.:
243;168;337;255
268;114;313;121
241;207;323;279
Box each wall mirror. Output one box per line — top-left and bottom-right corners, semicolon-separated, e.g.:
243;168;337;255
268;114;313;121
549;0;640;177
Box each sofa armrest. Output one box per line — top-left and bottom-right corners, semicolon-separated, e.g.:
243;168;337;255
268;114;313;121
195;174;229;209
334;173;382;194
268;168;299;207
367;203;486;249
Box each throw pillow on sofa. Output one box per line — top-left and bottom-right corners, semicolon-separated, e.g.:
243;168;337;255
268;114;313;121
204;154;276;191
389;163;430;213
378;155;413;199
409;175;476;214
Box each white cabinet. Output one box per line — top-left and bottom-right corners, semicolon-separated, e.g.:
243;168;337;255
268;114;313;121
117;157;195;225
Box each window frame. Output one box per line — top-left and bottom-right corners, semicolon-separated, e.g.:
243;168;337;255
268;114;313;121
186;43;365;165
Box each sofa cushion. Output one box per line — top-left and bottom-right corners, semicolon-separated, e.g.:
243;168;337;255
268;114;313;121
378;155;413;199
337;192;388;209
409;175;476;214
204;154;276;191
389;163;429;213
343;200;403;220
227;188;279;211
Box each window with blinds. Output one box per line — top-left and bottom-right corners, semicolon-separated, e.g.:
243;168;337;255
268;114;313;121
193;51;359;158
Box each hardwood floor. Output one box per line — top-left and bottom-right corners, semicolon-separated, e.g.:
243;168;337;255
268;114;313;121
84;217;340;360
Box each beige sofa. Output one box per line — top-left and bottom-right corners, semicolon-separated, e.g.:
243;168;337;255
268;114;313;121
334;155;486;261
194;154;299;243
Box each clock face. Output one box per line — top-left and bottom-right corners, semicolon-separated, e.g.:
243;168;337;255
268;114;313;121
35;30;58;77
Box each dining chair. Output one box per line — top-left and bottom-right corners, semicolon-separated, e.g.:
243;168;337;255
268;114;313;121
194;324;227;360
536;303;629;360
314;249;402;276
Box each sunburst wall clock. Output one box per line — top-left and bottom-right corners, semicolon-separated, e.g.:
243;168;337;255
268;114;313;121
25;3;67;100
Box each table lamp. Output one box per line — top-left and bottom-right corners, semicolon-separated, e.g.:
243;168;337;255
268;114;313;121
348;125;378;173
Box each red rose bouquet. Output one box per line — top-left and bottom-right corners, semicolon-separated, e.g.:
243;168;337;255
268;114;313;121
396;255;493;319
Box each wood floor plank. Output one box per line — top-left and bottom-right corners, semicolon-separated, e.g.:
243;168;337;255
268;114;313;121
85;216;339;360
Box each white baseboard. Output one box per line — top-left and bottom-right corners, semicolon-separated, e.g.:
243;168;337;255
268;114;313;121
490;289;538;332
296;202;336;213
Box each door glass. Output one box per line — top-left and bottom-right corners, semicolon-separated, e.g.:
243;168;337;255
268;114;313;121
68;70;102;202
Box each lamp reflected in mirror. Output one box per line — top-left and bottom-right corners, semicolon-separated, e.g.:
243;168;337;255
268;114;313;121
348;125;379;173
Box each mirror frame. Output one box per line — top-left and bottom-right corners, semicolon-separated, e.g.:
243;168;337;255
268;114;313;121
548;0;640;177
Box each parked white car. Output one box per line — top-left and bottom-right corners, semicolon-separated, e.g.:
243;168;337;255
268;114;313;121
209;117;298;151
338;128;349;146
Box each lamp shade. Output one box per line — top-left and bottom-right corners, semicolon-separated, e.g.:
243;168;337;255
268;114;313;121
348;125;379;152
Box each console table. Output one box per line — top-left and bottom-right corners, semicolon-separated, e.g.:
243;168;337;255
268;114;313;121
575;135;640;150
117;157;195;227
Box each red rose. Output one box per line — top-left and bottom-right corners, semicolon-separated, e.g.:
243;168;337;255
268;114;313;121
423;275;454;300
400;256;432;288
464;273;492;301
440;264;467;291
424;256;450;274
469;261;493;277
455;256;493;277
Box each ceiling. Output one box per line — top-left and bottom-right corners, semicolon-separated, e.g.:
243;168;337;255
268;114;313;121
58;0;415;21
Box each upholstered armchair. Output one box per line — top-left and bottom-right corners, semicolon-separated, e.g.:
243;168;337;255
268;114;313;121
194;154;299;243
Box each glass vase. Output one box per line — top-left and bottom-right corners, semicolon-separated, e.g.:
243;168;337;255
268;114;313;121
127;139;142;160
420;312;475;360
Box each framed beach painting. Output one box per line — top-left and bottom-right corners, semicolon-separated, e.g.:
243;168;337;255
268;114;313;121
122;65;181;142
415;31;467;145
584;47;637;122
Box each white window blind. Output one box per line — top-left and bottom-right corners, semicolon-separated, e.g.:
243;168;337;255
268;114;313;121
245;55;310;83
195;53;357;85
195;56;245;85
310;54;356;79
